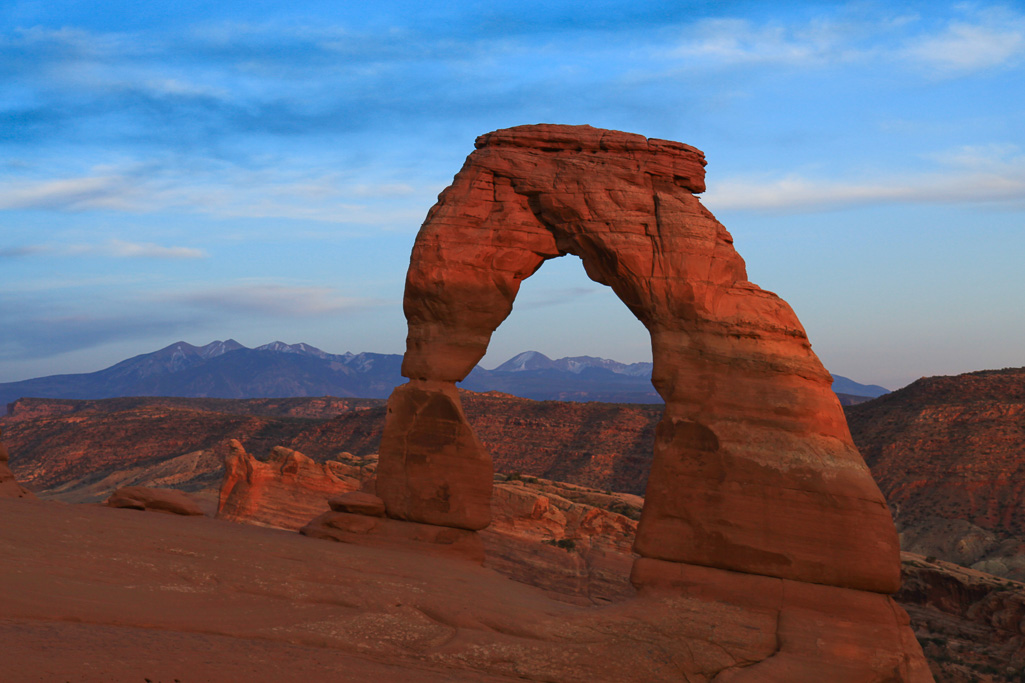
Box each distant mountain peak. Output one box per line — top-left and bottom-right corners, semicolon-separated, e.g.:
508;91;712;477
493;351;653;377
494;351;556;372
255;341;328;358
831;375;889;398
197;339;245;359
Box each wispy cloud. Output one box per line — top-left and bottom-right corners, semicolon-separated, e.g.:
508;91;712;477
706;142;1025;212
0;296;199;361
172;283;371;317
69;239;209;259
706;169;1025;213
903;7;1025;72
516;286;597;310
668;5;1025;74
671;17;858;66
0;246;46;258
1;240;207;259
0;174;145;211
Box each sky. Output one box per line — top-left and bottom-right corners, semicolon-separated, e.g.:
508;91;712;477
1;1;1023;390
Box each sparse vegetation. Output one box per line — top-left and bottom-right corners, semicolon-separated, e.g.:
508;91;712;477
543;538;576;551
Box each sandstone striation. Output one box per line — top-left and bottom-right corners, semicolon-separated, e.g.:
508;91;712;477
218;440;370;529
377;124;900;593
847;368;1025;583
0;427;34;499
106;486;204;516
480;478;639;601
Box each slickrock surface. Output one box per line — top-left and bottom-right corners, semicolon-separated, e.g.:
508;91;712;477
0;496;931;682
219;449;640;603
847;368;1025;582
379;123;899;593
0;426;33;499
218;439;372;529
106;485;204;515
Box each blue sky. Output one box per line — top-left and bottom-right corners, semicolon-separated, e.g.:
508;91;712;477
1;1;1023;389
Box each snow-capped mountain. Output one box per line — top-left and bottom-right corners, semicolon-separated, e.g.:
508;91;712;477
0;342;887;411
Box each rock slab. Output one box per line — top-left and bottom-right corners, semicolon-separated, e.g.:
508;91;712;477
106;486;204;516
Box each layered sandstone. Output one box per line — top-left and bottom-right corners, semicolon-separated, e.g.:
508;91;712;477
847;368;1025;582
218;440;374;529
898;552;1025;682
217;447;640;602
0;426;33;499
1;395;666;502
378;124;899;593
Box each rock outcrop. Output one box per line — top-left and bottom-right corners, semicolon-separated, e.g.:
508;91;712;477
106;486;204;516
218;440;372;529
847;368;1025;583
0;426;34;499
898;552;1025;682
377;123;900;594
480;478;639;602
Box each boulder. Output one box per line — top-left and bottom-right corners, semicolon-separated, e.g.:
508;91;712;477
106;486;203;516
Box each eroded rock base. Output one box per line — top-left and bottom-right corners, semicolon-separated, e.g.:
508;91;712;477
301;509;485;564
632;558;933;682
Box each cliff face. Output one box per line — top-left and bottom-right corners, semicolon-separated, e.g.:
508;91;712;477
0;426;33;499
1;394;659;499
846;368;1025;582
898;553;1025;683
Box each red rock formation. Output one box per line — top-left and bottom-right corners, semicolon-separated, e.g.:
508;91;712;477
480;479;638;602
0;426;34;499
378;123;899;593
218;440;367;529
848;368;1025;538
106;486;203;515
898;552;1025;682
375;381;492;529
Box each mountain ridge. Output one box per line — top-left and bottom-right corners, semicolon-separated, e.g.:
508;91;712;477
1;340;886;412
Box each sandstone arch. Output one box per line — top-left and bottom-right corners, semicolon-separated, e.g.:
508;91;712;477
376;124;900;593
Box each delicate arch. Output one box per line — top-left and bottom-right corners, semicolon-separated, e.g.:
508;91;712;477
376;124;900;593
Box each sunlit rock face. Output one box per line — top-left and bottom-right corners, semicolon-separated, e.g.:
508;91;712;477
377;123;900;593
0;427;33;499
218;440;364;530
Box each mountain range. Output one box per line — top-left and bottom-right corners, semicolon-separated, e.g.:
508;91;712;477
0;340;887;413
